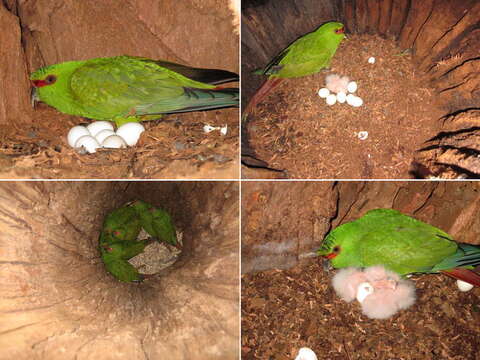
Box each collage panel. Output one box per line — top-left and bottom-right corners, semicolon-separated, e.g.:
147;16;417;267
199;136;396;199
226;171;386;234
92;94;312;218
2;1;239;180
241;0;480;180
0;181;239;359
242;181;480;359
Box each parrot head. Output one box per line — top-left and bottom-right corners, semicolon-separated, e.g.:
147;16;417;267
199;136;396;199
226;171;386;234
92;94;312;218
318;21;346;41
100;242;124;256
30;60;85;109
317;226;363;269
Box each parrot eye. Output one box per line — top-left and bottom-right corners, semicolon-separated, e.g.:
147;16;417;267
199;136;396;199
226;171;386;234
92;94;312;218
335;27;344;34
44;75;57;84
333;245;340;253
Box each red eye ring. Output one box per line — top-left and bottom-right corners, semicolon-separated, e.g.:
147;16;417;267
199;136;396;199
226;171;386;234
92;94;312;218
335;27;345;34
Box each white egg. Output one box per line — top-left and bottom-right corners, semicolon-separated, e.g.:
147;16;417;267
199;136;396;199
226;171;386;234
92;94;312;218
356;282;374;303
295;347;318;360
116;122;145;146
336;91;346;103
456;280;474;292
74;135;100;154
86;121;114;137
318;88;330;98
352;97;363;107
67;125;90;147
347;94;363;107
95;129;116;144
347;81;358;93
368;57;376;64
325;94;337;106
102;135;127;149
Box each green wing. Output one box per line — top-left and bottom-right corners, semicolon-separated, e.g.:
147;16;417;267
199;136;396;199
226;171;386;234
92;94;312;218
130;200;177;246
356;209;457;274
70;56;236;118
150;208;177;246
103;257;142;282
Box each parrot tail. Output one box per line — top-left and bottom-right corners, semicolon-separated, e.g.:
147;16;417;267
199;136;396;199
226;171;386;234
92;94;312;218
242;78;284;119
441;268;480;287
146;87;239;115
432;243;480;286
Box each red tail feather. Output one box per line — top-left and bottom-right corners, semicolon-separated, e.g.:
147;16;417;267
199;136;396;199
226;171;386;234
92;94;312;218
441;268;480;287
243;78;284;116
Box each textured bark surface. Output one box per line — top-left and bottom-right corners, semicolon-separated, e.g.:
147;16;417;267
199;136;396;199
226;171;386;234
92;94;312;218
242;181;480;273
0;181;239;359
241;0;480;178
241;181;337;273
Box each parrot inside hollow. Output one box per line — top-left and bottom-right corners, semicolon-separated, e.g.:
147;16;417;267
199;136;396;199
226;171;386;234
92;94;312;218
100;238;156;282
30;56;239;127
100;205;142;243
243;21;346;118
99;200;179;282
129;200;180;249
317;209;480;287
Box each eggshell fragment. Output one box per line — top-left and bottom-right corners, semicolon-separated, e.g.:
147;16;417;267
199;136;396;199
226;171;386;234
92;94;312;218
203;125;216;133
220;125;228;136
74;135;100;154
356;282;374;303
318;88;330;98
67;126;90;147
456;280;474;292
347;81;357;93
102;135;127;149
357;131;369;140
325;94;337;106
95;129;116;144
116;122;145;146
86;121;114;137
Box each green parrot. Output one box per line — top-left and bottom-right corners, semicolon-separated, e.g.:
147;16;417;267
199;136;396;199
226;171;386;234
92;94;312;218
243;21;346;117
99;200;179;282
30;55;239;127
129;200;179;248
317;209;480;286
101;205;142;243
100;238;155;282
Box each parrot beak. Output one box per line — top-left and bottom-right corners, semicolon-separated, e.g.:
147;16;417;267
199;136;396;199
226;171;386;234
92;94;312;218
30;86;39;109
321;257;333;272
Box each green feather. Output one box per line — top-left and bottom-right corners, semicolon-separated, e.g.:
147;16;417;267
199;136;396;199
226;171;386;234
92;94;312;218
317;209;478;275
256;22;346;79
31;56;238;126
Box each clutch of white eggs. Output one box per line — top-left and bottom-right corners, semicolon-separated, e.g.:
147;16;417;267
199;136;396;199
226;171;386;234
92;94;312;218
318;74;363;107
67;121;145;154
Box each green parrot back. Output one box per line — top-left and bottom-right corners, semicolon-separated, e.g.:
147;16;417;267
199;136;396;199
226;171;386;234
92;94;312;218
318;209;458;275
30;56;239;125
